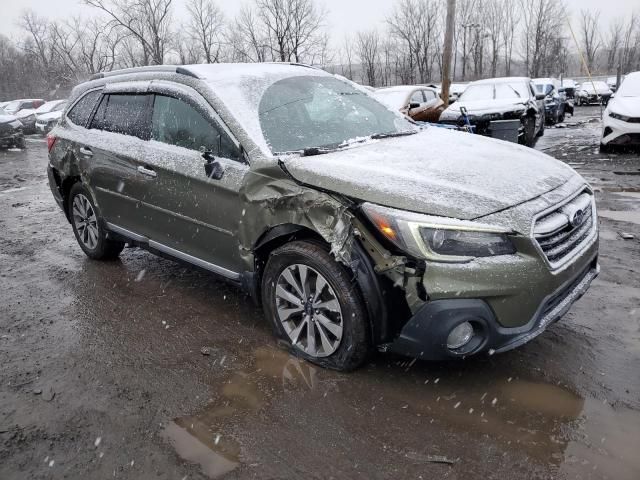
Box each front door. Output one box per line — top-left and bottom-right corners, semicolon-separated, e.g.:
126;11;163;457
140;92;248;275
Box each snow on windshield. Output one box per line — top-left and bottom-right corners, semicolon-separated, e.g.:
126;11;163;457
459;82;526;101
617;73;640;97
259;76;413;154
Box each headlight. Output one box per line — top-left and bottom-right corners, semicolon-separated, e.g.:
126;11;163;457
10;120;22;128
362;203;516;262
609;112;630;122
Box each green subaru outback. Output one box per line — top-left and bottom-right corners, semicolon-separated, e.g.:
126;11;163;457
47;63;599;370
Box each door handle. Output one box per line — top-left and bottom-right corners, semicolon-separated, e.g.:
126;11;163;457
137;165;157;178
79;146;93;157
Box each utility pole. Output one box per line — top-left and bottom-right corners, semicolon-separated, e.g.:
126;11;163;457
441;0;456;107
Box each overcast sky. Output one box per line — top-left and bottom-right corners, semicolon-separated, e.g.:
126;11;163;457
0;0;637;44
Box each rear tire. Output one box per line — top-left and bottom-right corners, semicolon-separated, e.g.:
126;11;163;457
261;240;371;371
68;183;125;260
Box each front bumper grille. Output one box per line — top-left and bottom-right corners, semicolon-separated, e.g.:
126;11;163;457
533;190;597;268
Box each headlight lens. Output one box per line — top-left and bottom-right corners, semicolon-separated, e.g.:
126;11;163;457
609;112;630;122
362;203;515;262
420;228;515;257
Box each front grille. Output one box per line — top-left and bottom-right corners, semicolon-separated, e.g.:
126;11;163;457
533;191;596;268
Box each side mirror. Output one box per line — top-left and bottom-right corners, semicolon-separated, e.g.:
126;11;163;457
535;93;546;101
203;151;224;180
409;102;421;109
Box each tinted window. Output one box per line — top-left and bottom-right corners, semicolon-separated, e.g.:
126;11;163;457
90;94;151;140
151;95;239;159
68;90;101;127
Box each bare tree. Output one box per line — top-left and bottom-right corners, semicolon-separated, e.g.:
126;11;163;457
501;0;519;76
604;18;623;72
519;0;566;77
579;9;602;74
84;0;173;65
387;0;442;84
186;0;224;63
356;29;380;87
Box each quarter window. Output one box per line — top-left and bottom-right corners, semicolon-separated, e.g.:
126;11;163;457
67;90;101;127
90;94;151;140
151;95;239;159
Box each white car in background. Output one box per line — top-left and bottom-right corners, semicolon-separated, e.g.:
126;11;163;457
35;100;67;134
575;81;613;105
601;71;640;151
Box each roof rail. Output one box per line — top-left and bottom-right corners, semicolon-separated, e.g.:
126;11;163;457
90;65;199;81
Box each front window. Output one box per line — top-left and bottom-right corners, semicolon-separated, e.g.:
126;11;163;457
458;84;494;101
259;76;413;154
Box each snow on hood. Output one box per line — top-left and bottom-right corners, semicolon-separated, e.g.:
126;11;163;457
16;109;36;118
607;96;640;117
0;114;18;124
440;98;526;120
282;127;579;220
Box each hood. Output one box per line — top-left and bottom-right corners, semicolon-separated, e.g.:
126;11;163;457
281;127;579;220
440;98;526;120
16;109;36;119
0;114;18;124
608;96;640;116
37;111;63;121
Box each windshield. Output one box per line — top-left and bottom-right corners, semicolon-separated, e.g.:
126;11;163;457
259;76;414;154
458;84;494;101
616;75;640;97
459;82;527;101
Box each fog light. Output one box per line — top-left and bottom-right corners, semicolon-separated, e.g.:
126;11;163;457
447;322;474;350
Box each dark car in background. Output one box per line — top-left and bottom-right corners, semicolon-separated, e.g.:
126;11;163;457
533;78;574;125
0;106;25;149
439;77;545;147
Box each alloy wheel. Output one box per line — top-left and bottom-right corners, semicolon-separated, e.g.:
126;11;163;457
72;194;99;250
275;264;344;358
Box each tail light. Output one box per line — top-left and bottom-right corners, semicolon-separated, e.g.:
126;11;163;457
47;134;57;152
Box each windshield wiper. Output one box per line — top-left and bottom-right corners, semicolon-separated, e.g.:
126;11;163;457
371;130;418;140
277;130;419;157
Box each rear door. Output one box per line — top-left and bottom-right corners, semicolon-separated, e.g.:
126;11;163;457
139;87;248;274
83;90;156;233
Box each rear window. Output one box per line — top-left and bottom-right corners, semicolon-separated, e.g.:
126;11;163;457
90;94;151;140
67;90;101;127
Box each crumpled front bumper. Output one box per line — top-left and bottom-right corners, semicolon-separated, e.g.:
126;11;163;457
386;257;599;360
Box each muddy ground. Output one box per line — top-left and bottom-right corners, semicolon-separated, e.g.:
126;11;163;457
1;105;639;480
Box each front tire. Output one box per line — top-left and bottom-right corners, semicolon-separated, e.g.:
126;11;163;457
68;183;125;260
262;241;371;371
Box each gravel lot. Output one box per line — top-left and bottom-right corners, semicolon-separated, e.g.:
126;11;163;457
1;105;639;479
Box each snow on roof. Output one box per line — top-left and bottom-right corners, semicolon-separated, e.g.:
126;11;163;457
472;77;530;85
184;63;331;154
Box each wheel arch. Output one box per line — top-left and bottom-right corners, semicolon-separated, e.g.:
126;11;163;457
251;223;391;347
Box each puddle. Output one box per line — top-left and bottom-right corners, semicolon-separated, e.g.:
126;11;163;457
599;210;640;225
162;347;321;478
162;348;640;479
